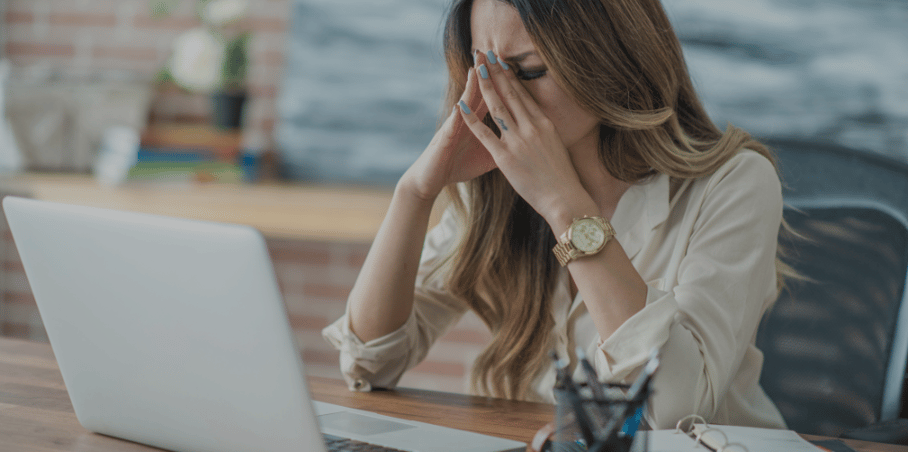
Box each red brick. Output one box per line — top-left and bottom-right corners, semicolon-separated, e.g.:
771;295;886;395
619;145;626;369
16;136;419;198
268;244;331;266
5;42;76;58
6;0;36;13
247;64;284;87
3;292;35;305
93;45;160;61
289;314;329;330
244;0;292;20
273;265;307;289
303;283;351;301
440;328;492;345
248;17;287;33
3;260;24;272
0;322;31;339
246;55;273;70
347;249;369;268
275;278;288;295
133;14;198;30
0;24;32;45
249;83;277;98
253;118;276;134
88;58;163;75
5;10;33;23
412;360;466;377
49;12;117;27
258;50;284;66
23;0;122;15
249;33;285;55
244;97;275;122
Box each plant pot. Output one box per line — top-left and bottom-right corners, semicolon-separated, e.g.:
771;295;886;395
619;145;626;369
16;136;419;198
211;90;247;130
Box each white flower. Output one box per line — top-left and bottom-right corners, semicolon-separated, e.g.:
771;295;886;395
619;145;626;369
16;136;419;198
168;27;226;92
202;0;249;27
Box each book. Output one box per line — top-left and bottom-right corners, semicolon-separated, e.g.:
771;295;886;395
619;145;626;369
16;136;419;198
647;418;822;452
126;149;245;183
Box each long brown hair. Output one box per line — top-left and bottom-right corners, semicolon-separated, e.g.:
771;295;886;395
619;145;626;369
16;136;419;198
439;0;781;400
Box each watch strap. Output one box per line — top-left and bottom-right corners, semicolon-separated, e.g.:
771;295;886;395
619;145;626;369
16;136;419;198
552;240;577;267
552;216;614;267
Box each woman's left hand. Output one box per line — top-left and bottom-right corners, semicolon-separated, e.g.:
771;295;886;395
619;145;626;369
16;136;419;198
458;51;590;225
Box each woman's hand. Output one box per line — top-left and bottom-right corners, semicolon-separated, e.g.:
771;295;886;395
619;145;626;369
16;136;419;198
399;66;497;202
457;52;590;227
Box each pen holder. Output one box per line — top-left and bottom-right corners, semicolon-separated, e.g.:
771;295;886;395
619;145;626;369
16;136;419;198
549;383;649;452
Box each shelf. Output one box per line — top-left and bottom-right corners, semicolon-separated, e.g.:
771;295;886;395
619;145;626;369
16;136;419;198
141;123;244;161
0;173;404;243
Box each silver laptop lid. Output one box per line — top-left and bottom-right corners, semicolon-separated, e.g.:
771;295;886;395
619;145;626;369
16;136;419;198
3;196;325;452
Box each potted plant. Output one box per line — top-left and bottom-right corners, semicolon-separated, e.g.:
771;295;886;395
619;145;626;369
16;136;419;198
153;0;251;130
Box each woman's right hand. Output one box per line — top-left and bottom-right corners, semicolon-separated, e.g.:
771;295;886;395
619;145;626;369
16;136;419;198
346;69;492;343
399;68;497;201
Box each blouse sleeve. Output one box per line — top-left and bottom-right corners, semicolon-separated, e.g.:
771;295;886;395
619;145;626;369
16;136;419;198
321;207;469;392
589;152;783;428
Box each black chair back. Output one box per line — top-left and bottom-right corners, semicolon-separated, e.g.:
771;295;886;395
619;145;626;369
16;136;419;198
756;140;908;437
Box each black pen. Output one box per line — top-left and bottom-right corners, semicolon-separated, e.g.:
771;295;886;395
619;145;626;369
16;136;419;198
575;347;605;400
551;351;596;446
551;351;570;390
627;348;660;401
595;349;661;445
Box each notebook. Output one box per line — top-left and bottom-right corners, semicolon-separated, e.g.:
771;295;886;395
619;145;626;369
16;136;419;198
647;415;822;452
2;196;525;452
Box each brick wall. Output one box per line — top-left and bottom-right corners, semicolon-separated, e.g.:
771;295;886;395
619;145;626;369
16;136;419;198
0;211;492;394
3;0;290;151
0;0;492;395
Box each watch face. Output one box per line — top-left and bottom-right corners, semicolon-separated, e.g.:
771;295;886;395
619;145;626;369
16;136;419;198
571;218;606;253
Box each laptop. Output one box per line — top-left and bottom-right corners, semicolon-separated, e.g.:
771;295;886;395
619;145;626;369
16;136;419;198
2;196;526;452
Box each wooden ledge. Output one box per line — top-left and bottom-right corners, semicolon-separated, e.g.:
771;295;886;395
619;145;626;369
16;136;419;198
0;173;403;243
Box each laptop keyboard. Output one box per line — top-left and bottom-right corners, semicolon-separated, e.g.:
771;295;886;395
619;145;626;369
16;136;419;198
323;433;408;452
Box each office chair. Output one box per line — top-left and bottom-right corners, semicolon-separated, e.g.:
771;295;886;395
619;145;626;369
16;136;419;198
755;139;908;444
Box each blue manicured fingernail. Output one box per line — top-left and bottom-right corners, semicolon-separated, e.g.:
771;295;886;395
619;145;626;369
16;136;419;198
500;60;509;70
486;50;497;65
479;64;489;79
458;100;471;114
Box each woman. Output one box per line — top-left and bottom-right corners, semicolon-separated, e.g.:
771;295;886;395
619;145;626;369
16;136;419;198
323;0;788;429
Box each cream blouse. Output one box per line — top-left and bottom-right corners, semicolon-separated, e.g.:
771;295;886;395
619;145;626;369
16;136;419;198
323;150;787;430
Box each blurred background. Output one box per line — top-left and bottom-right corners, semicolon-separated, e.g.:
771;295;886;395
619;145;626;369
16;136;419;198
279;0;908;184
0;0;906;392
0;0;905;182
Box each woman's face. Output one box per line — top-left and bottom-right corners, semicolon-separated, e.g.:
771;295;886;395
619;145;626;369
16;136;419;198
469;0;600;153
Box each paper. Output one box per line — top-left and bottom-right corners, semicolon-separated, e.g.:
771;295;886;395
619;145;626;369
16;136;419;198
647;425;822;452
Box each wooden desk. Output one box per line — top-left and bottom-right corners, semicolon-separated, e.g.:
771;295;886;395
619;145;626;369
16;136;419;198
1;337;905;452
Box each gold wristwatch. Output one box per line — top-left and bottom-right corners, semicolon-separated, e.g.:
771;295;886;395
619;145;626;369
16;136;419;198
552;216;615;266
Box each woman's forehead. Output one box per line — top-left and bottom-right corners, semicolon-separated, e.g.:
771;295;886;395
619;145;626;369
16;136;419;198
469;0;536;58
